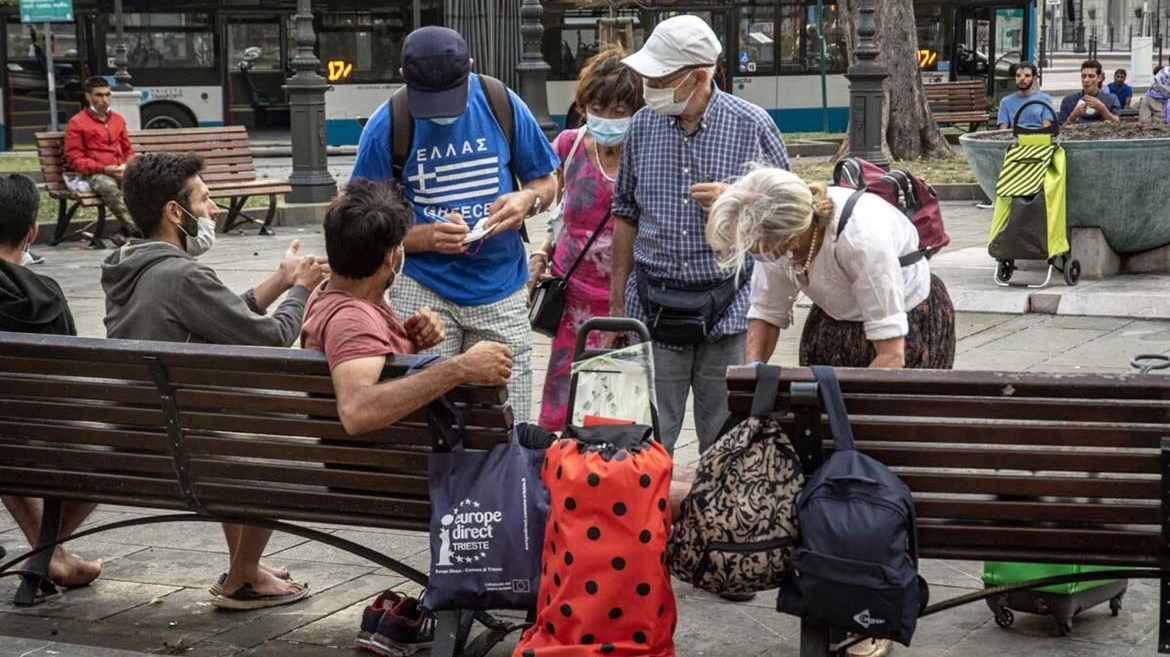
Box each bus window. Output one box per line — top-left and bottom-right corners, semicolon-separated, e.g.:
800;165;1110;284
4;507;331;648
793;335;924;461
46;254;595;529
228;23;283;71
776;1;848;75
317;11;406;83
6;22;78;64
545;9;642;82
103;13;214;69
737;5;776;75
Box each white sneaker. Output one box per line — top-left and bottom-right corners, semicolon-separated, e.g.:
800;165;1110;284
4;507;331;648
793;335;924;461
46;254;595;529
975;202;995;210
846;637;892;657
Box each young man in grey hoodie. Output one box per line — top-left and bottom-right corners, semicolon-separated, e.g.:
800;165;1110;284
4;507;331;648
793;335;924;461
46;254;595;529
0;174;102;589
101;152;327;609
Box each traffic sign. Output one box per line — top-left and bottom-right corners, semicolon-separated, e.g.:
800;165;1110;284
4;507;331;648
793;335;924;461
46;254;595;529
19;0;74;23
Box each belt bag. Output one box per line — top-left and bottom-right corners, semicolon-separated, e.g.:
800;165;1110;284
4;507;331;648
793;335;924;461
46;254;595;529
637;272;741;345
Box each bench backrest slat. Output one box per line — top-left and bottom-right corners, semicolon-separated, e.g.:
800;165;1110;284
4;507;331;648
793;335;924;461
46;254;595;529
0;331;513;532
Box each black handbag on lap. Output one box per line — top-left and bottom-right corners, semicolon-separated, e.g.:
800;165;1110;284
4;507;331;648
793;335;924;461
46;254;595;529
528;210;611;337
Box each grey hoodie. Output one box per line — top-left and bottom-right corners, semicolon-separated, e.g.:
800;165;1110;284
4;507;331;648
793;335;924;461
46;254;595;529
101;240;309;346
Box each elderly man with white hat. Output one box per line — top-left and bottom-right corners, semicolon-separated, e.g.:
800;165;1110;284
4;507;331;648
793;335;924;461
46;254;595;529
609;15;789;460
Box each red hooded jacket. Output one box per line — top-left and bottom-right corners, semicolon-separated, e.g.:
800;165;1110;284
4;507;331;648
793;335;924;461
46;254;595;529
64;109;134;176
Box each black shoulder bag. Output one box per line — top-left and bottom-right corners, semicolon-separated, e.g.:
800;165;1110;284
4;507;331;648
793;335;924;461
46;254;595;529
528;210;611;337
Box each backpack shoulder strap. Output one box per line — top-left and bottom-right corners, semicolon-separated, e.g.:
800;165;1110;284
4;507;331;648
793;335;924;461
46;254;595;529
479;75;515;154
810;366;855;452
834;188;867;240
389;86;413;181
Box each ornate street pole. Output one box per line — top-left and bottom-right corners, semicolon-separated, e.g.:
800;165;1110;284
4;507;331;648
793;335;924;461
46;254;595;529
846;0;889;167
112;0;132;90
284;0;337;204
517;0;557;140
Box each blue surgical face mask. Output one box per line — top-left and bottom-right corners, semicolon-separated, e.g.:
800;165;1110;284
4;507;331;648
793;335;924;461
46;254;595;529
586;113;631;147
430;115;461;126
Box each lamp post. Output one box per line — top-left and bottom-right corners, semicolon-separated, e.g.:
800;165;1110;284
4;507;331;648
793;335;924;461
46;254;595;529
1075;0;1086;52
112;0;131;90
846;0;889;167
284;0;337;205
517;0;557;140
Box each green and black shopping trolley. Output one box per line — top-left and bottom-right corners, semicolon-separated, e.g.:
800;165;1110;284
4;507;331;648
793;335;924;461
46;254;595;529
988;100;1080;288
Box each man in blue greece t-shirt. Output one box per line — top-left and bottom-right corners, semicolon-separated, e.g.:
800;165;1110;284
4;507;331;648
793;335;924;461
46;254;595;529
352;26;558;422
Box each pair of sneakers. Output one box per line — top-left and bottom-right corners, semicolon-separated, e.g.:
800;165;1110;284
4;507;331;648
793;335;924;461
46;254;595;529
356;589;436;656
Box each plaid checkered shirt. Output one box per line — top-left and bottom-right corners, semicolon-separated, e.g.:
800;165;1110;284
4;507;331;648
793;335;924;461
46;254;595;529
612;87;790;341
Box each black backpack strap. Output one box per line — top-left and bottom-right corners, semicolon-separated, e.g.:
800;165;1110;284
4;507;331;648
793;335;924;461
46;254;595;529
389;86;413;181
750;364;782;417
479;75;515;153
809;366;855;451
834;188;867;240
837;188;930;267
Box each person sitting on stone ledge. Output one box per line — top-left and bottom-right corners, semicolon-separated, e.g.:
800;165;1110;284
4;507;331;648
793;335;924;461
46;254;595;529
1058;59;1121;125
301;178;513;435
1140;67;1170;125
0;173;102;589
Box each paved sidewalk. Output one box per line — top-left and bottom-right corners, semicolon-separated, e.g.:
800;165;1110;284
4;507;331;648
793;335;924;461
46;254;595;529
2;202;1169;656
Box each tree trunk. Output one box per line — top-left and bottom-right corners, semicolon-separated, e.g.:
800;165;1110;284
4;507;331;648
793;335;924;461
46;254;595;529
838;0;953;161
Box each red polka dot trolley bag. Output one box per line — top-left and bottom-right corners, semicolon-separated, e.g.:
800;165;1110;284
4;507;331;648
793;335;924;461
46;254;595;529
515;319;676;657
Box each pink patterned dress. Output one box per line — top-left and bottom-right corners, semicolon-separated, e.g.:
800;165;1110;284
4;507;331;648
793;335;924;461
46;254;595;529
538;128;616;432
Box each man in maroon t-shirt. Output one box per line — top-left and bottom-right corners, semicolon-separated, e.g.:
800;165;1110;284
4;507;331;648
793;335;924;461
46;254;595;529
301;179;512;434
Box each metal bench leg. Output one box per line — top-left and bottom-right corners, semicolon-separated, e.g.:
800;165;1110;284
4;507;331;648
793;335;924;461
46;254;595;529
260;193;277;235
14;498;62;606
222;197;247;233
799;618;833;657
432;610;464;657
90;206;107;248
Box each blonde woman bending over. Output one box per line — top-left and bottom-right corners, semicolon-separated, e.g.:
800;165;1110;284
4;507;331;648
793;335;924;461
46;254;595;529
707;168;955;370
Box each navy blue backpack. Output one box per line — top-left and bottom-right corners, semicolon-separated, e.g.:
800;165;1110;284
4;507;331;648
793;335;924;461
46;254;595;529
778;366;926;646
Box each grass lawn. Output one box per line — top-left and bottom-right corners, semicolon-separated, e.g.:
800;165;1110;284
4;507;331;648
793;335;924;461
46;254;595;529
791;152;976;184
0;156;42;172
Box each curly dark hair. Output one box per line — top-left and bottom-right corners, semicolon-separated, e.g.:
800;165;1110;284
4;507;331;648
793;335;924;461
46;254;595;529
324;178;414;279
0;174;41;248
123;153;205;238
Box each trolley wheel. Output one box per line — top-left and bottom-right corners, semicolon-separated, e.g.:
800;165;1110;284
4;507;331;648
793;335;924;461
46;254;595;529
994;608;1014;628
1063;259;1081;286
1057;622;1072;637
1110;595;1123;616
996;260;1015;283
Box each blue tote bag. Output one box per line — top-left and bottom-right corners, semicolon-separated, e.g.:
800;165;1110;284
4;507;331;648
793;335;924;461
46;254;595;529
422;396;549;611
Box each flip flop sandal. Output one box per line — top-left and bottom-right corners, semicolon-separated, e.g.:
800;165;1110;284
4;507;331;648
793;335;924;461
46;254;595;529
209;569;292;596
212;582;310;611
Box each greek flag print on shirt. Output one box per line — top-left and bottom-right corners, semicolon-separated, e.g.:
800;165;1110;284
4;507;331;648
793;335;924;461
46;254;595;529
352;74;559;306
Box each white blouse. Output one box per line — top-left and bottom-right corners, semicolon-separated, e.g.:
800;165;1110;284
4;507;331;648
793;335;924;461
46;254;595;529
746;186;931;341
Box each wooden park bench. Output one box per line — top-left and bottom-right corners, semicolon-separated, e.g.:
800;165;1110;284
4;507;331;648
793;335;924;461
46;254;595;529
925;81;990;132
35;125;293;247
726;365;1170;656
0;331;517;656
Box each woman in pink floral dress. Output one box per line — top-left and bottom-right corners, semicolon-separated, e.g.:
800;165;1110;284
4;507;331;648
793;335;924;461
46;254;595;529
528;47;644;432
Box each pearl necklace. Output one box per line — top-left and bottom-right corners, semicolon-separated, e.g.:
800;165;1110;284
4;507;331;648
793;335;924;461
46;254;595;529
792;224;820;276
591;140;618;182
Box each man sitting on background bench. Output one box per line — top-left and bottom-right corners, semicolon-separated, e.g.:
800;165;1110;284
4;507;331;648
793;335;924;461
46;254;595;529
0;173;101;588
64;76;139;242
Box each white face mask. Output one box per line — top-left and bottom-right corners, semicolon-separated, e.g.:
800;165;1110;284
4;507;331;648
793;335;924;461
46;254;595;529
394;244;406;276
643;71;696;116
177;204;216;257
430;115;461;126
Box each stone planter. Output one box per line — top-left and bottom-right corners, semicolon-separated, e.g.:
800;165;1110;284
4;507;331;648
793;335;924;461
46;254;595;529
960;130;1170;254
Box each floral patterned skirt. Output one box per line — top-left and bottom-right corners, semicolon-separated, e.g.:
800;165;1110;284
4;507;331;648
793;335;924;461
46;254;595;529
798;274;955;369
538;283;612;432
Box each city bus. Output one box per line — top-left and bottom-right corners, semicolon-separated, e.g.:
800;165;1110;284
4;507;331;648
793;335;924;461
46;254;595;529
0;0;1034;151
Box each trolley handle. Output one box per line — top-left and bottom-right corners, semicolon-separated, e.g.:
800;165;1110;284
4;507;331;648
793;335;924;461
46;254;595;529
1012;99;1060;137
574;317;652;361
1131;354;1170;374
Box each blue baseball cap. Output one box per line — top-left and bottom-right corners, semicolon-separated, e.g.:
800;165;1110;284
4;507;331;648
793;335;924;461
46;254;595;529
401;26;471;119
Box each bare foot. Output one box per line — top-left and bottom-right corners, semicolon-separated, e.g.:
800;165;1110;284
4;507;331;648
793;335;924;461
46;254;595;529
221;567;305;598
46;548;102;588
259;562;289;580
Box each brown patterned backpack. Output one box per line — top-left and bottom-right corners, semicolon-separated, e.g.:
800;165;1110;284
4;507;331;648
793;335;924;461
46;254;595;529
667;365;806;594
